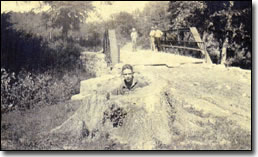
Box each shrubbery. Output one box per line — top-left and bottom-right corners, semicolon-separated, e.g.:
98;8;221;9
1;68;86;113
1;10;95;114
167;1;251;69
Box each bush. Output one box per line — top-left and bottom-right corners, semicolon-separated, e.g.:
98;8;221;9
203;32;221;64
226;50;251;69
47;39;83;70
1;68;16;112
1;68;86;113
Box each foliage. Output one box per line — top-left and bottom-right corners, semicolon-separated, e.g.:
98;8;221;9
102;2;170;49
202;32;221;64
167;1;251;69
1;2;109;113
1;68;87;113
205;1;251;69
1;12;84;73
1;1;109;75
105;12;137;47
134;1;170;49
168;1;205;29
78;22;105;52
42;1;95;39
1;68;16;112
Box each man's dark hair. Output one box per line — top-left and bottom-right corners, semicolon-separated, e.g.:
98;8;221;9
122;64;133;72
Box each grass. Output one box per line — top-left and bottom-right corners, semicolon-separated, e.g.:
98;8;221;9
168;117;251;150
1;100;81;150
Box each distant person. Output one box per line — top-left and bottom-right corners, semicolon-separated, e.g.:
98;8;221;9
149;26;156;51
154;26;163;52
221;38;228;66
131;28;138;52
111;64;148;95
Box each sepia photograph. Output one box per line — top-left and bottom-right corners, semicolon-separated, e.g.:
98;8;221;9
1;1;252;150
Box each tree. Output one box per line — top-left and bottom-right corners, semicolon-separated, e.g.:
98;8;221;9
141;1;170;30
204;1;251;68
168;1;205;29
42;2;95;39
167;1;251;68
105;12;136;46
134;1;170;49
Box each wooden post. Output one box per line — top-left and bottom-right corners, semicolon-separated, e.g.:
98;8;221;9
103;30;111;66
190;27;212;64
108;30;119;65
103;29;119;66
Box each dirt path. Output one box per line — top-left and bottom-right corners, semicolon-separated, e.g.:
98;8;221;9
120;43;204;66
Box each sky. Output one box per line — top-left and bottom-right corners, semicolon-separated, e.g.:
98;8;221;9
1;1;50;13
88;1;149;22
1;1;149;22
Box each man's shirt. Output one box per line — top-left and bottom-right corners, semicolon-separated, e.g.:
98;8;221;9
155;30;163;38
131;31;138;41
111;79;148;95
149;30;156;38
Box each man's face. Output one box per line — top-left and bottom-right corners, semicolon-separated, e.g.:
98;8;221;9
122;69;134;83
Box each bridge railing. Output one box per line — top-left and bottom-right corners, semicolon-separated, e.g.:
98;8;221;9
159;27;212;64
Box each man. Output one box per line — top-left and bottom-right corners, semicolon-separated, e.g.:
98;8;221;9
154;26;163;52
111;64;148;95
131;28;138;52
149;26;156;51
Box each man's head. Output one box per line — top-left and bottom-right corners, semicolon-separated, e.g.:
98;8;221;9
122;64;134;83
132;28;136;31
